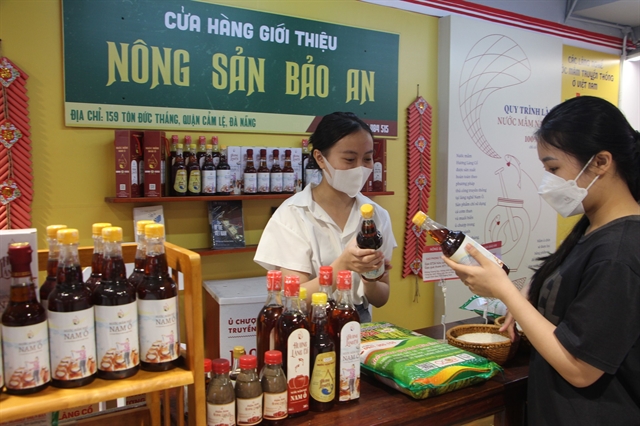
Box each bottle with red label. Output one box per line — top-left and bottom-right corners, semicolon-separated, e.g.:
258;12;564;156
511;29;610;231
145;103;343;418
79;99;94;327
276;276;310;417
196;136;207;169
318;266;336;316
40;224;67;310
128;220;155;290
235;354;263;425
207;358;235;426
261;350;288;425
243;148;257;194
216;150;232;195
86;222;112;292
309;292;336;412
201;144;217;195
270;149;283;194
256;270;283;373
2;242;50;394
257;148;271;194
211;136;221;168
282;150;295;194
187;143;202;196
172;143;188;196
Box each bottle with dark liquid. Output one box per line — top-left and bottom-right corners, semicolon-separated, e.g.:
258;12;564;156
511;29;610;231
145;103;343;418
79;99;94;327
305;155;322;188
235;354;263;425
172;143;188;196
86;222;112;292
261;350;288;425
257;148;271;194
196;136;207;169
357;204;385;282
216;150;232;195
318;265;336;316
93;226;139;380
243;148;257;194
169;134;179;166
211;136;221;168
299;286;308;318
282;149;295;194
229;345;246;387
183;135;193;163
257;270;283;373
309;292;336;412
2;242;51;395
201;144;216;195
412;211;510;274
206;358;235;426
48;229;97;388
40;224;67;310
330;270;361;403
137;224;179;371
276;275;310;417
270;149;283;194
128;220;155;290
187;143;201;196
301;139;310;188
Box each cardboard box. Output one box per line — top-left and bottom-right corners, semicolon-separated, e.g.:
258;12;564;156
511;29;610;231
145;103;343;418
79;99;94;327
114;130;144;198
226;146;242;194
142;131;166;197
373;139;387;192
203;277;267;363
0;229;39;313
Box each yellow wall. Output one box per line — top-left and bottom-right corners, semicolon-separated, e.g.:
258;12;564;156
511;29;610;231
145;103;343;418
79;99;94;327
0;0;440;330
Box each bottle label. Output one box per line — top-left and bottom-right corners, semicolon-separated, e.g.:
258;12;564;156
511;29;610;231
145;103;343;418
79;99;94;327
257;172;270;193
362;262;385;281
283;173;295;192
237;395;262;425
244;173;257;193
270;172;283;192
174;169;187;194
131;160;138;185
188;170;201;193
207;401;236;426
2;322;50;390
373;161;383;182
310;351;336;402
216;169;231;193
212;156;220;167
263;390;288;420
161;163;166;185
48;307;97;381
339;321;361;401
287;328;310;413
95;302;140;372
202;170;216;194
450;235;505;269
137;297;179;364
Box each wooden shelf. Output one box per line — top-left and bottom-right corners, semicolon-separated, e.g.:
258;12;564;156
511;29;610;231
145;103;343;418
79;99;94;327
193;245;258;256
105;191;395;203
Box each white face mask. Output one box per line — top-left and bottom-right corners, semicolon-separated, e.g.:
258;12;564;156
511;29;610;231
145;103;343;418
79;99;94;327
537;155;599;217
321;155;372;198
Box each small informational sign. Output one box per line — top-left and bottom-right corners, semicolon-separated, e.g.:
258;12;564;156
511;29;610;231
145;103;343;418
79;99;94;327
422;241;503;282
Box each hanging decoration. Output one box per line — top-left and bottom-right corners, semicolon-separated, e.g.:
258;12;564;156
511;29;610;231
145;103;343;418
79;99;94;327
0;55;32;229
403;93;433;301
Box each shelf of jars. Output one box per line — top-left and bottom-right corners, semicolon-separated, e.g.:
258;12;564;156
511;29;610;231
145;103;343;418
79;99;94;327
105;191;395;203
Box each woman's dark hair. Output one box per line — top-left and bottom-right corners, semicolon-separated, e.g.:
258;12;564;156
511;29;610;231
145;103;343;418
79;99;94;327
528;95;640;305
308;112;372;157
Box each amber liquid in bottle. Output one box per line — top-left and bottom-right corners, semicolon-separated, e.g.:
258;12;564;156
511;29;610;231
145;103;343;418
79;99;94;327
270;149;283;194
211;136;221;168
196;136;207;169
318;266;336;317
243;148;257;194
172;144;187;196
257;270;284;374
201;144;216;195
187;144;201;196
41;225;67;310
257;148;271;194
357;204;384;282
282;149;295;194
216;153;232;195
309;293;336;412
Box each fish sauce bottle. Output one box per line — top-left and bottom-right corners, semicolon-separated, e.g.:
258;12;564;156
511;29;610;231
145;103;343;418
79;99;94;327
270;149;283;194
48;229;97;388
187;143;202;196
216;150;232;195
318;265;336;315
128;219;155;290
86;222;112;292
230;345;246;387
243;148;257;194
93;226;139;379
261;350;288;425
40;224;67;310
309;292;336;412
357;204;385;282
201;144;217;195
2;242;50;394
276;275;310;417
282;150;295;194
206;358;236;426
256;270;283;374
137;224;179;371
172;143;188;196
304;155;322;188
330;271;361;403
257;148;271;194
235;354;263;426
412;211;510;274
197;136;207;169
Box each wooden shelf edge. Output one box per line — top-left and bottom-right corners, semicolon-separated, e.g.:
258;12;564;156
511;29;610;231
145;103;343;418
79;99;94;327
193;245;258;256
105;191;394;203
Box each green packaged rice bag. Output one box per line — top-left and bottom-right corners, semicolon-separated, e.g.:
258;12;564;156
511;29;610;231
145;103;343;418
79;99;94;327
360;322;502;399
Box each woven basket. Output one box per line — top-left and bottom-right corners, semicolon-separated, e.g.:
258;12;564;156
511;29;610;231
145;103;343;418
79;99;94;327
495;316;530;347
446;324;516;365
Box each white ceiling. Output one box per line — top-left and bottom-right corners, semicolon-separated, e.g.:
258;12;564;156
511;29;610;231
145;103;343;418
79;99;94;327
569;0;640;28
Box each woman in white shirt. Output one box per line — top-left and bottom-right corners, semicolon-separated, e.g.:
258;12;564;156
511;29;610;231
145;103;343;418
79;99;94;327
254;112;397;322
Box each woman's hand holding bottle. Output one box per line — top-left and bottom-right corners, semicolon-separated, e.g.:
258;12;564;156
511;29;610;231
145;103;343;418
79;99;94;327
335;239;385;276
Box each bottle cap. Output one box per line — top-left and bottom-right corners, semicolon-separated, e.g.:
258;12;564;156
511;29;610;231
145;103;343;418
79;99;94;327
336;270;352;290
177;143;184;149
57;228;80;244
211;136;218;145
239;354;257;370
102;226;123;242
92;222;112;236
266;270;282;291
247;148;253;156
212;358;230;374
299;286;307;300
283;275;300;297
199;136;206;144
46;225;67;239
264;350;282;365
273;149;279;156
145;223;165;239
285;149;291;156
233;346;246;358
312;292;327;305
189;144;197;150
302;139;309;147
171;135;179;143
319;266;333;286
260;148;267;156
412;211;428;227
205;144;213;150
8;242;32;274
204;358;213;373
185;136;192;142
360;204;374;219
136;219;155;234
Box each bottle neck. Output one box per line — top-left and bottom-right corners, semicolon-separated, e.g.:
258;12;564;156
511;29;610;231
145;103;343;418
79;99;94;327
311;303;328;322
145;236;166;257
265;289;283;306
319;283;333;297
285;294;303;313
135;234;146;258
59;243;80;269
47;237;60;259
103;240;127;281
335;288;355;307
10;272;39;303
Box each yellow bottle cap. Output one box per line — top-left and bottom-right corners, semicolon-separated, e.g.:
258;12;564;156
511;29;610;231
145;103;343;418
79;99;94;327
145;223;165;239
412;211;427;227
46;224;67;239
189;144;197;150
177;143;184;149
57;228;79;244
312;292;327;305
92;222;112;236
360;203;374;219
205;144;213;150
233;346;246;358
299;287;307;300
136;220;155;234
102;226;123;242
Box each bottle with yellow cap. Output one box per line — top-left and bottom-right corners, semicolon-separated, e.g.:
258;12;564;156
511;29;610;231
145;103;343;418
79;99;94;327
48;228;97;388
86;222;112;292
171;143;187;196
309;292;336;412
229;345;246;387
93;226;139;380
137;223;179;371
299;286;308;318
356;203;384;281
187;143;201;196
128;220;155;289
40;224;67;310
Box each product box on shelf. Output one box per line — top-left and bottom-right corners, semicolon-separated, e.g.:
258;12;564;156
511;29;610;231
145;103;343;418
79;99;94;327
114;130;144;198
142;130;166;197
373;138;387;192
0;228;38;313
226;146;242;194
203;277;267;363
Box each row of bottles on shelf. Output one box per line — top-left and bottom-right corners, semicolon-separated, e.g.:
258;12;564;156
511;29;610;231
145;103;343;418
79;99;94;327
0;220;180;395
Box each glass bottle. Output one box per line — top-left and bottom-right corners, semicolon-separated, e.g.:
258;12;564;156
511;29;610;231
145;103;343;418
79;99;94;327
282;149;295;194
137;224;179;371
330;270;361;403
299;286;308;318
169;134;179;166
305;155;322;188
270;149;283;194
256;270;283;374
207;358;235;426
211;136;221;168
197;136;207;169
128;219;155;290
216;150;232;195
48;229;97;388
93;226;139;380
187;143;202;196
1;242;50;395
86;222;112;292
183;135;193;163
40;224;67;310
318;265;336;316
235;354;263;426
412;211;510;274
261;350;288;425
301;139;310;187
309;293;336;412
243;148;257;194
229;345;246;387
172;143;188;196
257;148;270;194
201;144;217;195
357;204;385;282
276;275;310;417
